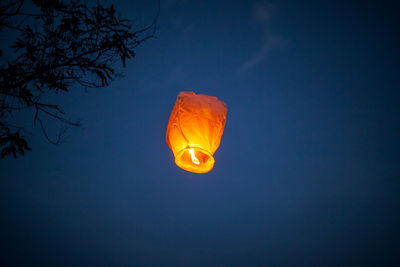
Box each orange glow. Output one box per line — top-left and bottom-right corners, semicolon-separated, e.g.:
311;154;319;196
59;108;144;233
166;92;227;173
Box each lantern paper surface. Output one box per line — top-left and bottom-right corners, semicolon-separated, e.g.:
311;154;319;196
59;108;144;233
166;92;227;173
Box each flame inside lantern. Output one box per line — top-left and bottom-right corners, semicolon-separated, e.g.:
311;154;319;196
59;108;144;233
188;148;200;165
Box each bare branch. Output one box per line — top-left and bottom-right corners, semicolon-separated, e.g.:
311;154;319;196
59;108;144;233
0;0;157;158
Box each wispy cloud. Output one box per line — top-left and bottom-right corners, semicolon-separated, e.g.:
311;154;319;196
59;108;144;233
239;35;284;73
238;2;285;73
252;1;274;25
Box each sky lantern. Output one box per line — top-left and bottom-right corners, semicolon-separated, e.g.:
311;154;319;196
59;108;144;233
166;92;227;173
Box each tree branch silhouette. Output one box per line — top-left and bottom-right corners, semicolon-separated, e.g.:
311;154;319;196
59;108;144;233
0;0;158;158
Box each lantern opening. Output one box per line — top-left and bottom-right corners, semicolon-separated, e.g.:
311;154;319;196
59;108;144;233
175;147;215;173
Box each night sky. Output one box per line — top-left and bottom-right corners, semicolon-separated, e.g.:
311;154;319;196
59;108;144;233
1;0;399;265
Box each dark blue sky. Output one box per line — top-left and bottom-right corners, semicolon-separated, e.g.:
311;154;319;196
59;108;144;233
1;0;399;265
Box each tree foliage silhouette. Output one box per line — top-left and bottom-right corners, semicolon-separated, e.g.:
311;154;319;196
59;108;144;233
0;0;157;158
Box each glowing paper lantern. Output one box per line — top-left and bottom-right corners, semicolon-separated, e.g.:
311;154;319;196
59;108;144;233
166;92;227;173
